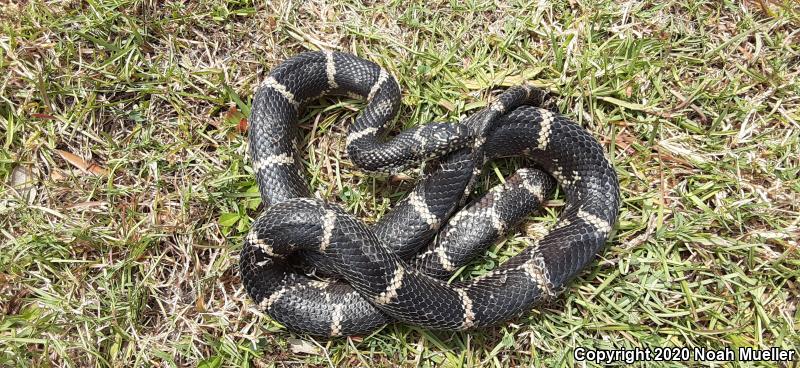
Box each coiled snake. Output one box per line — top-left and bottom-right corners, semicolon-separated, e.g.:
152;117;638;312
240;51;620;336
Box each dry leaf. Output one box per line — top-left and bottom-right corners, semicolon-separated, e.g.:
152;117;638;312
237;118;248;133
288;338;321;355
86;164;108;176
390;173;413;182
31;113;56;120
195;294;206;312
50;169;66;181
10;165;34;187
224;105;239;121
437;99;455;112
56;150;108;176
9;165;37;201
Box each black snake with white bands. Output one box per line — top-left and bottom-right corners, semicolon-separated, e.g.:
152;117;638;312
239;51;620;336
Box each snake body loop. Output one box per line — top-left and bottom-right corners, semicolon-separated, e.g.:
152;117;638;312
240;51;620;336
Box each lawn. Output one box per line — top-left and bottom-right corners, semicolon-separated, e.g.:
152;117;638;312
1;0;798;367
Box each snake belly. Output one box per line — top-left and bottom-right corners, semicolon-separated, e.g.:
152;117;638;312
240;51;620;336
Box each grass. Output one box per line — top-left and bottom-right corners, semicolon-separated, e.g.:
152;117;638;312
1;0;799;367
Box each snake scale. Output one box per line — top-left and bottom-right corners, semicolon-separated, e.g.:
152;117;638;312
239;51;620;336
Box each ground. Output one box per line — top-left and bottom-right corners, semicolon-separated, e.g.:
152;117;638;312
1;0;799;367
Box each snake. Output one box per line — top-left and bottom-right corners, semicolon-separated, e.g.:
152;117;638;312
239;51;620;336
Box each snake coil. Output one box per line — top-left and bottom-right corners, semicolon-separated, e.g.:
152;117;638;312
240;51;620;336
